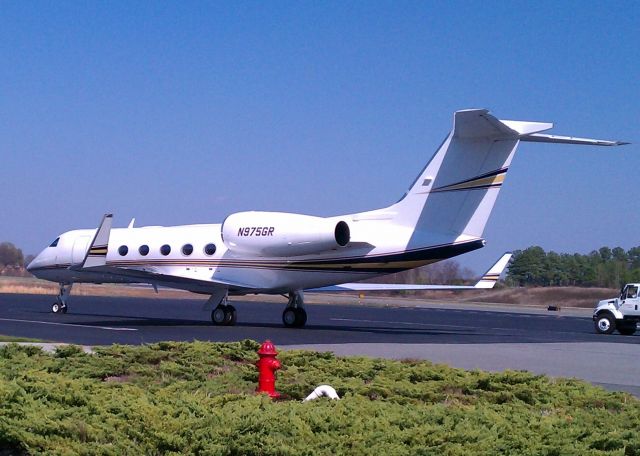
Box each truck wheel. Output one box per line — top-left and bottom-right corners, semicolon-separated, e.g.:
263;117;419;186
618;323;637;336
594;312;616;334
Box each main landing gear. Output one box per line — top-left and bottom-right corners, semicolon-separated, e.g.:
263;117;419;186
207;291;237;326
205;290;307;328
282;291;307;328
211;302;237;326
52;283;72;314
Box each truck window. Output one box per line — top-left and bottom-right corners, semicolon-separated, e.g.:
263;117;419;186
626;285;638;299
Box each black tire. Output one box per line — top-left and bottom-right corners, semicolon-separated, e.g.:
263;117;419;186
282;308;298;328
61;306;68;314
618;323;637;336
211;305;227;325
594;312;616;334
282;308;307;328
52;303;62;313
224;305;237;326
295;308;307;327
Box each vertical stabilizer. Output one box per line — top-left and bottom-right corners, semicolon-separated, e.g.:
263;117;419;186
390;110;552;242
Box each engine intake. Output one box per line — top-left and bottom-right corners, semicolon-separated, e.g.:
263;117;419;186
222;211;350;257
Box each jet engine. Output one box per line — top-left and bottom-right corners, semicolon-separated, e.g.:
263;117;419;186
221;211;350;257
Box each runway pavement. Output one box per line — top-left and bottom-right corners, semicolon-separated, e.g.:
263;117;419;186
1;293;638;395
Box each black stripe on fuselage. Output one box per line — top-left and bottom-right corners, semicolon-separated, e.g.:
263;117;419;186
106;239;484;274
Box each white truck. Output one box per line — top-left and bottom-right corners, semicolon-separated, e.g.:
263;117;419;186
593;283;640;335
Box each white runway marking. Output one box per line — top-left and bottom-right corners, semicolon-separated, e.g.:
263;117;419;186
330;317;520;333
331;317;472;330
0;318;138;332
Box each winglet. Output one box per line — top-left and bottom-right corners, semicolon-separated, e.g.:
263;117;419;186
81;214;113;269
473;252;512;289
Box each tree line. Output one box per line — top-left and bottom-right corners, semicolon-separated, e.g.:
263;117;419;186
0;242;28;268
367;259;475;286
506;246;640;288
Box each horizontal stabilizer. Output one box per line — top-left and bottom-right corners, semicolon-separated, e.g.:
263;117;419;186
520;133;629;147
308;253;512;293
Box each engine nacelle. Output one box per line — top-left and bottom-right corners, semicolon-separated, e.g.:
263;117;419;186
222;211;350;257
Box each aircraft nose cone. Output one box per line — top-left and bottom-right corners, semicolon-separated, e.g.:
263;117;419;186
26;253;43;273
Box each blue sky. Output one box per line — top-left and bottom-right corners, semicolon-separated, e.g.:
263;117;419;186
1;1;639;273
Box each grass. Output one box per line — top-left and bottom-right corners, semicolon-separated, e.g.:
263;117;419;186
0;335;43;343
0;340;639;455
0;276;191;300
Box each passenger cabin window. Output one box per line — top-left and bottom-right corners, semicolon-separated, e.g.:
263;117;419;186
204;243;216;255
139;245;149;256
160;244;171;256
118;245;128;256
182;244;193;256
49;238;60;247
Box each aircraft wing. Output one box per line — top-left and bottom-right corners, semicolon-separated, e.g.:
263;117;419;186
100;267;257;294
307;253;512;292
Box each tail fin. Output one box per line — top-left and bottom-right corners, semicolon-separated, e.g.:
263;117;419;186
389;109;625;244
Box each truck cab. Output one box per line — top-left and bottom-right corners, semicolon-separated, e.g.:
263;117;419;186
593;283;640;335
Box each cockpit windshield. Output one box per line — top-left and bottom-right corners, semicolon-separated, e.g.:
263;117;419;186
49;237;60;247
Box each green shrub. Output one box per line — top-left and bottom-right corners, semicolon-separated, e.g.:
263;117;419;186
0;341;637;455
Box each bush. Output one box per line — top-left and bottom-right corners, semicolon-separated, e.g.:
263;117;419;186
0;341;638;455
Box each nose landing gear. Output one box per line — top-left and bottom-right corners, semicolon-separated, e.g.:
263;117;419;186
52;283;72;314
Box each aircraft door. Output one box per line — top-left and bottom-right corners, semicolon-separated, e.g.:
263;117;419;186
72;236;91;265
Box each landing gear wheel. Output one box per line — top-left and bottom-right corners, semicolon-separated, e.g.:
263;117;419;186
295;308;307;327
212;305;227;325
53;283;73;314
618;324;636;336
211;305;237;326
224;305;237;326
282;308;307;328
594;312;616;334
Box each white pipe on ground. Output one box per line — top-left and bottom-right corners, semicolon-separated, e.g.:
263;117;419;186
303;385;340;402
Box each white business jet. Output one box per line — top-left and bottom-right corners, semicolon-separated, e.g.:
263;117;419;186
27;109;626;327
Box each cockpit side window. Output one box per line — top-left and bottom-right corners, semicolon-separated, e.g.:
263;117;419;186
49;237;60;247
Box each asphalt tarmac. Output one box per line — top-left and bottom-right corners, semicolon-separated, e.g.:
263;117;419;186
1;293;638;395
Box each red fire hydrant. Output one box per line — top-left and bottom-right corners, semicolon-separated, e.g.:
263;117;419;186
256;340;281;398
